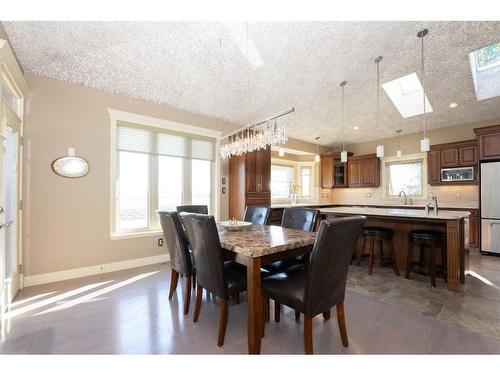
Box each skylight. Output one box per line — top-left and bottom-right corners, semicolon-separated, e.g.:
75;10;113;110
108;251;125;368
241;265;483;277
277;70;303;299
469;42;500;101
382;73;433;119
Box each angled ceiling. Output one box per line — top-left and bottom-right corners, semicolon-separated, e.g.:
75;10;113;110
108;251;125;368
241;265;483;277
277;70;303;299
3;21;500;147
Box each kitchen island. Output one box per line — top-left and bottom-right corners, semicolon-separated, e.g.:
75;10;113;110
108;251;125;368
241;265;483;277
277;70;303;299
319;207;470;292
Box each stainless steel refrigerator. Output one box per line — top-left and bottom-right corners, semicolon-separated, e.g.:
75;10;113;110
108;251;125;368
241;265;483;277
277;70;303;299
481;161;500;254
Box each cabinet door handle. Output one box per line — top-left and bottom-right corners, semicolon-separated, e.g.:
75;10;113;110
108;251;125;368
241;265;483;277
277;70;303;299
0;221;13;229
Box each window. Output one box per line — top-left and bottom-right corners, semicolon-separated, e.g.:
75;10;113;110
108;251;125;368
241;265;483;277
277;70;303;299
114;121;215;234
386;159;424;197
271;164;294;199
469;42;500;101
382;73;433;118
300;166;312;198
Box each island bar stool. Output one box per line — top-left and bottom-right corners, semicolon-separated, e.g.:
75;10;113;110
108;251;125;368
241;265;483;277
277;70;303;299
405;230;447;288
356;226;400;276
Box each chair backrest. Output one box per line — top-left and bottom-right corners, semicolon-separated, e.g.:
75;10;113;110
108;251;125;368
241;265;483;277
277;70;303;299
303;216;366;317
181;213;228;298
157;210;193;276
243;206;271;225
281;207;319;232
176;205;208;215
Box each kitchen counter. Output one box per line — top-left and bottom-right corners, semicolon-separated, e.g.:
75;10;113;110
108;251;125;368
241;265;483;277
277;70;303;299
270;202;478;210
320;206;470;220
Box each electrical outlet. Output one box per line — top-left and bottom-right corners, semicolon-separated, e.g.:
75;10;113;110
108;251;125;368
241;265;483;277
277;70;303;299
365;193;372;198
158;238;164;247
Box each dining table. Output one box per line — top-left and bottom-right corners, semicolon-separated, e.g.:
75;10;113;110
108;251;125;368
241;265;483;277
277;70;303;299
217;224;317;354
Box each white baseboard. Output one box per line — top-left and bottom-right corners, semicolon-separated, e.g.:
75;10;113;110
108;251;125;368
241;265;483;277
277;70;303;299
23;254;170;287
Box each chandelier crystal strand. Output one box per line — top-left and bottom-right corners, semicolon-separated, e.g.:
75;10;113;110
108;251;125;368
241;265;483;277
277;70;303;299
375;56;384;158
419;28;430;152
340;81;348;163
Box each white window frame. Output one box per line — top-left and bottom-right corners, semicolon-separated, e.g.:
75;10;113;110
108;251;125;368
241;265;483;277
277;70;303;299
381;153;428;200
271;163;295;200
299;165;313;198
109;109;222;239
270;158;316;203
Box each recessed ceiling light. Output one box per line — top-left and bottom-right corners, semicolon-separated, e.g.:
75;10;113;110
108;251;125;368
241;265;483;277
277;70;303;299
449;102;458;108
382;73;433;118
354;126;359;130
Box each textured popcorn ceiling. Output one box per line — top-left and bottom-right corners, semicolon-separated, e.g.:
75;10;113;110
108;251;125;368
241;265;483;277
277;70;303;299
3;21;500;147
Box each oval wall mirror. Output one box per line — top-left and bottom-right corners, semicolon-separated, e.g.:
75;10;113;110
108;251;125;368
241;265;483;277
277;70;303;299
52;156;89;178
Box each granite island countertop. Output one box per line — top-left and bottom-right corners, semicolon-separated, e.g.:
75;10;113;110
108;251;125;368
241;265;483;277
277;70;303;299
218;224;317;258
319;206;470;220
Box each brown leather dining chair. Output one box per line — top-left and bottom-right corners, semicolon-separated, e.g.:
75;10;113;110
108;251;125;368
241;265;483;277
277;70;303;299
262;215;366;354
157;210;195;315
181;213;247;347
176;205;208;214
243;206;272;225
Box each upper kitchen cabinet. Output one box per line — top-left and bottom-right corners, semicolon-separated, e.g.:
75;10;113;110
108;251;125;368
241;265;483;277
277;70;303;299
475;124;500;161
321;152;352;188
428;140;478;185
348;154;380;188
229;147;271;220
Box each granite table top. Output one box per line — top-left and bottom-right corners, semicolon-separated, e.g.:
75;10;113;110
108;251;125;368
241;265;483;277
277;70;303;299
218;224;317;258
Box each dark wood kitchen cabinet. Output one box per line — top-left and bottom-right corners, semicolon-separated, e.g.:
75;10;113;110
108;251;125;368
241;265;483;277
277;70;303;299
469;209;480;248
475;124;500;161
229;147;271;220
321;152;352;188
428;139;478;185
348;154;380;188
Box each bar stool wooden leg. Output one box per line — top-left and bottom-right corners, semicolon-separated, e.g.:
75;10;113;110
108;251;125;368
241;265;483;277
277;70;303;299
389;240;400;276
429;244;437;288
378;239;384;262
356;237;366;266
405;240;414;279
368;237;375;275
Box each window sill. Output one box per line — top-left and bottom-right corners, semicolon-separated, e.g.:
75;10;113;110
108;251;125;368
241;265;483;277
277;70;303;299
111;230;163;241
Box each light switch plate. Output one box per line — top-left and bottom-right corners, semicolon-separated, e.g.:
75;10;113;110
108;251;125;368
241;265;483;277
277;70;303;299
365;193;372;198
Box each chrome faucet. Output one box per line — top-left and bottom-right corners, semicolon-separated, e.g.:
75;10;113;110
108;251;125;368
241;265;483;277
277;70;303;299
399;191;408;205
431;195;439;215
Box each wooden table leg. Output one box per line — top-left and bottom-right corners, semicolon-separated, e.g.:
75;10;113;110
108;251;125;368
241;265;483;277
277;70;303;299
247;257;263;354
446;219;464;292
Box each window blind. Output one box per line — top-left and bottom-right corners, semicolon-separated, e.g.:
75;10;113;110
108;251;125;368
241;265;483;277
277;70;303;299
117;121;215;161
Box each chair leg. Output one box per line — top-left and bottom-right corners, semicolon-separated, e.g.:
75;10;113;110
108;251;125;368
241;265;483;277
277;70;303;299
389;240;400;276
430;245;436;288
193;285;203;323
295;310;300;321
323;309;331;321
356;237;366;266
274;301;281;322
217;298;228;347
192;273;196;290
304;316;313;354
183;276;192;315
168;269;179;300
265;298;270;322
368;237;374;275
405;240;414;279
336;301;349;347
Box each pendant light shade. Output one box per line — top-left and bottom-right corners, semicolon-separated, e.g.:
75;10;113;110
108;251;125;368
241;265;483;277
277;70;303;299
340;81;348;163
376;144;385;158
396;129;402;158
314;136;320;163
420;137;430;152
340;150;348;163
315;154;321;163
418;28;430;153
278;148;285;157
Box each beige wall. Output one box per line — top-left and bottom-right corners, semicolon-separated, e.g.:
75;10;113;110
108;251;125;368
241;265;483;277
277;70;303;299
22;73;242;276
22;73;321;277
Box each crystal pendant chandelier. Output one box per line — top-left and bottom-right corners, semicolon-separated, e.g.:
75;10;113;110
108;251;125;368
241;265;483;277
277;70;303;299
418;28;431;152
375;56;385;158
340;81;348;163
219;22;293;159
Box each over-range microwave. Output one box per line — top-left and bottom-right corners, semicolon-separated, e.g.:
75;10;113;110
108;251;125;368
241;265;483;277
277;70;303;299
441;166;475;182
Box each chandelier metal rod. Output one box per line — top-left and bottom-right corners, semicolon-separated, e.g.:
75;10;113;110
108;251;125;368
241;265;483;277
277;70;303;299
218;107;295;141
